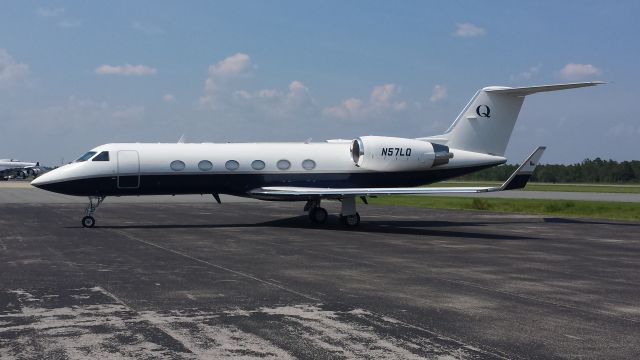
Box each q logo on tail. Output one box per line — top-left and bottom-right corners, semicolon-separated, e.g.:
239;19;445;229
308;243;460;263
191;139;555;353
476;105;491;118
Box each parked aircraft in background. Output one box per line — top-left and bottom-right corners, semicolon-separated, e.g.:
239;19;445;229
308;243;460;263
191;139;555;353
32;82;602;228
1;159;41;180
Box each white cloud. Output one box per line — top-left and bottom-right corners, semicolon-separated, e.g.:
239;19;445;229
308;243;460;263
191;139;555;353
286;80;313;107
162;94;175;103
323;98;363;119
95;64;157;76
559;63;601;80
209;53;251;77
323;84;407;120
232;80;315;116
454;23;486;38
132;21;164;35
200;53;253;107
510;64;541;81
198;54;316;119
430;85;447;102
0;49;30;89
36;7;65;17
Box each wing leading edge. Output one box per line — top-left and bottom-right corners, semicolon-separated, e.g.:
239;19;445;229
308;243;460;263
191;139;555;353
248;146;546;199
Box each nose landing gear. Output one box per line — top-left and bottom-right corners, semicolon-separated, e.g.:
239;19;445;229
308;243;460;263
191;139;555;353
82;196;105;228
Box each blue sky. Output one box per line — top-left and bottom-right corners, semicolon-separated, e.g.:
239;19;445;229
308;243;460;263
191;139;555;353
1;1;638;165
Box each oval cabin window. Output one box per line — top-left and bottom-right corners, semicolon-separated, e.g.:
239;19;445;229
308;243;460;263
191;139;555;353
251;160;265;170
170;160;185;171
198;160;213;171
302;159;316;170
277;159;291;170
225;160;239;171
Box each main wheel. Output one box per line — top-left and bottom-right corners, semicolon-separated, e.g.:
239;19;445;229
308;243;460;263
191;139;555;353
340;212;360;227
309;207;328;224
82;216;96;228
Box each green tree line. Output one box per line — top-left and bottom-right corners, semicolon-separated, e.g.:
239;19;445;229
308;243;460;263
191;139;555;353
459;158;640;184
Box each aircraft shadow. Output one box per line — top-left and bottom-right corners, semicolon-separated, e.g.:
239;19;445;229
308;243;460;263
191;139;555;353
88;216;536;240
544;217;640;227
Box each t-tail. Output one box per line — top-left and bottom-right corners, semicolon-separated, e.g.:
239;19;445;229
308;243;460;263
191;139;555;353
421;81;604;156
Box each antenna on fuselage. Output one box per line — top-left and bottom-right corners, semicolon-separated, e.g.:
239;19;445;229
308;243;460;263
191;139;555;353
177;134;187;144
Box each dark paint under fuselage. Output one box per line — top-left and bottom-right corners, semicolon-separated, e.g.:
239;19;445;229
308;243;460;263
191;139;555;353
35;164;500;197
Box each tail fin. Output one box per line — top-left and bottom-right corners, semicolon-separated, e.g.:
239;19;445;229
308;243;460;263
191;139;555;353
434;82;603;156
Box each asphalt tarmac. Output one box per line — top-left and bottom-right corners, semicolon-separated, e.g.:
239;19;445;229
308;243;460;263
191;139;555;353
1;189;639;359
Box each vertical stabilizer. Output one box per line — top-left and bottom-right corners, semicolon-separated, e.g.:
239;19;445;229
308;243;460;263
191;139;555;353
432;82;603;156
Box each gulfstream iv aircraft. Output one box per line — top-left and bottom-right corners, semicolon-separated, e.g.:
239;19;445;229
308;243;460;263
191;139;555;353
32;82;602;227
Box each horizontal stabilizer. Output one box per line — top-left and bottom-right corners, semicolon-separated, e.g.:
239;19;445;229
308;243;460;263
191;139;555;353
484;81;604;96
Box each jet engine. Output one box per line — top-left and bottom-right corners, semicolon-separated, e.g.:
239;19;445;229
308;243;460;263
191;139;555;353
350;136;453;171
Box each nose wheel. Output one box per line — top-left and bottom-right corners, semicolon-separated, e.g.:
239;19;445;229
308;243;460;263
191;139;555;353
82;196;105;228
82;216;96;228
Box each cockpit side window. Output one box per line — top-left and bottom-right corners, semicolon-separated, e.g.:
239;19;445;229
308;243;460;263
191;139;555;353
92;151;110;161
75;151;97;162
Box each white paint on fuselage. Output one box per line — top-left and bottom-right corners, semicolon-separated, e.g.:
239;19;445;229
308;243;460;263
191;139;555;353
34;142;506;185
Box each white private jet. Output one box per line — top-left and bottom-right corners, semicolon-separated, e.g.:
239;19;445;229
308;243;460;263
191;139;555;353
32;81;602;228
1;159;41;180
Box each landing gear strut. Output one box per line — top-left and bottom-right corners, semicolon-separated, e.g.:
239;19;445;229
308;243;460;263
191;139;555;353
339;196;360;227
304;197;362;227
82;196;105;228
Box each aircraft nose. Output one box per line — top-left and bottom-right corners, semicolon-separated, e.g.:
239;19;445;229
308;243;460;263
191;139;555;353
30;173;47;188
30;169;57;189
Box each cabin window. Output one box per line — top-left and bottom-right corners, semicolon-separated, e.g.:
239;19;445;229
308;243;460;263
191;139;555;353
277;159;291;170
198;160;213;171
251;160;265;170
225;160;239;171
302;159;316;170
75;151;97;162
170;160;185;171
92;151;110;162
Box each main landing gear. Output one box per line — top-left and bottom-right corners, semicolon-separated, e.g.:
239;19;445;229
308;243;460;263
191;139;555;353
81;196;105;228
304;197;361;227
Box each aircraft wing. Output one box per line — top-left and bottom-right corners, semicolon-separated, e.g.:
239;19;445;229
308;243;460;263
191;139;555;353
249;147;546;199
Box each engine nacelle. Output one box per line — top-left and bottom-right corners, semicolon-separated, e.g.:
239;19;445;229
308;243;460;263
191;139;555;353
351;136;453;171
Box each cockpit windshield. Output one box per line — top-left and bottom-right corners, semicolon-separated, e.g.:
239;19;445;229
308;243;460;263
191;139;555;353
75;151;97;162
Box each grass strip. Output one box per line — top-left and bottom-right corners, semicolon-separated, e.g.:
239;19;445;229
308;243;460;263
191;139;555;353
368;196;640;221
426;182;640;194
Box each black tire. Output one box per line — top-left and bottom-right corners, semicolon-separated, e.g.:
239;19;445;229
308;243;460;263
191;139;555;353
340;212;360;227
82;216;96;228
309;207;328;224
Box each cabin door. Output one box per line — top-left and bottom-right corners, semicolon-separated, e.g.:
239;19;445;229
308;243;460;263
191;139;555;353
117;150;140;189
